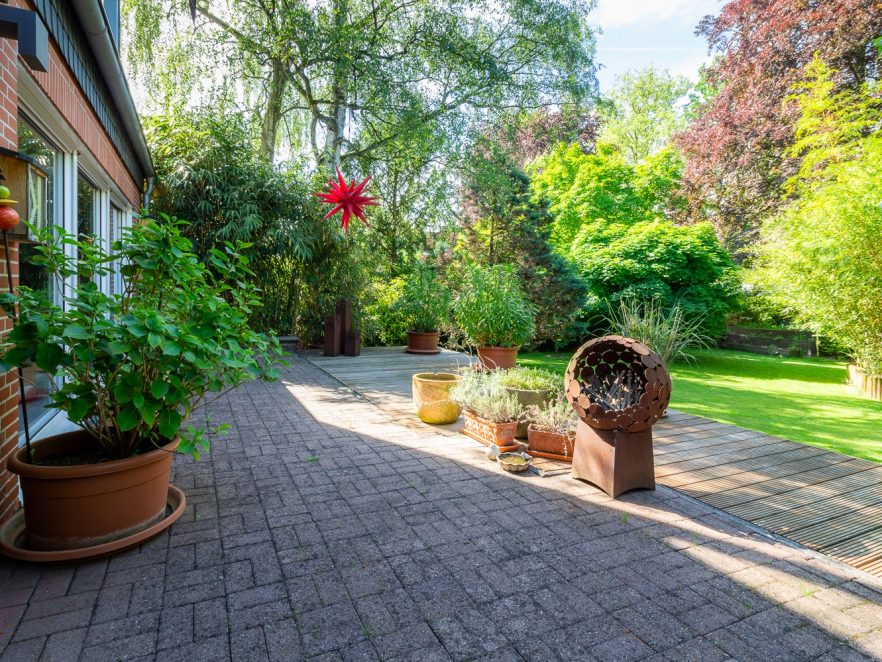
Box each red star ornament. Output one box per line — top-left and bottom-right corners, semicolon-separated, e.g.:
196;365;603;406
315;167;378;233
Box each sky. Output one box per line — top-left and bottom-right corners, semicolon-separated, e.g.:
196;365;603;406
591;0;724;91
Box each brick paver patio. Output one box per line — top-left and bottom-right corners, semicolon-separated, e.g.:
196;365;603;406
2;355;882;661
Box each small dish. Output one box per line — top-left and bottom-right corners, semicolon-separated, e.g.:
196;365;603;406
497;452;532;473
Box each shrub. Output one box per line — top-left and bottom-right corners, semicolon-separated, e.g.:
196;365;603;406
394;266;450;333
362;277;407;346
604;298;711;365
0;218;282;460
450;370;520;422
574;221;740;338
498;367;560;391
524;394;578;437
453;264;536;348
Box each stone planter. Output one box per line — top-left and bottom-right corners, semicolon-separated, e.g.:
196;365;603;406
406;331;441;354
526;425;575;462
5;429;182;555
477;346;518;370
847;364;882;401
462;410;518;450
412;372;462;424
505;387;554;438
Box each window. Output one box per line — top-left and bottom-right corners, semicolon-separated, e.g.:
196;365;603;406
16;119;60;437
76;174;97;286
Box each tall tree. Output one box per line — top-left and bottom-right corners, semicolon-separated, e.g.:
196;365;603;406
599;65;691;164
677;0;882;256
125;0;598;168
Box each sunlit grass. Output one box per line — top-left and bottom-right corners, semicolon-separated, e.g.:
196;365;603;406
520;348;882;462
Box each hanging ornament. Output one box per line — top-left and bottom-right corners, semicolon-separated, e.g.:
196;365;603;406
315;167;378;233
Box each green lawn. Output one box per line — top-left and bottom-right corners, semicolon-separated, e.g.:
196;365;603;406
520;348;882;463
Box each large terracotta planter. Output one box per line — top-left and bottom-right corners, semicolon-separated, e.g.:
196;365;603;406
406;331;441;354
505;387;553;438
526;425;575;462
477;346;518;370
7;430;179;551
412;372;462;424
462;410;518;450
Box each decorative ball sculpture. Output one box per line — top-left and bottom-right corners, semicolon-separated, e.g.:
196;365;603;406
0;205;20;232
565;335;671;497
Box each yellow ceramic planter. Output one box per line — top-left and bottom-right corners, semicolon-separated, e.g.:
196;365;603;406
412;373;462;424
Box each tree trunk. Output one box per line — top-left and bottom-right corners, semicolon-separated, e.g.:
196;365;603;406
259;58;288;163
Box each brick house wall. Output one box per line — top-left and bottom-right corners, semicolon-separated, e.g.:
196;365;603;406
0;2;145;526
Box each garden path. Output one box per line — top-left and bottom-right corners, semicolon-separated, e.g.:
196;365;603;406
2;355;882;660
305;347;882;580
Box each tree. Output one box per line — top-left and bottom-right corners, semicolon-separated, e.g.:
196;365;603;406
528;142;684;251
458;140;587;346
754;60;882;374
599;65;691;164
677;0;882;256
125;0;598;168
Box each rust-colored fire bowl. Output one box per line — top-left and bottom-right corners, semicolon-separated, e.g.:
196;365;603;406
565;335;671;497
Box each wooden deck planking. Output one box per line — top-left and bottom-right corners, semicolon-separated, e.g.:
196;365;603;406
302;348;882;578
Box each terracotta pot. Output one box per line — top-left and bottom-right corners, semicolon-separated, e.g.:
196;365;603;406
477;346;518;370
527;425;575;462
7;430;179;551
462;410;518;449
412;372;462;424
505;387;554;438
406;331;441;355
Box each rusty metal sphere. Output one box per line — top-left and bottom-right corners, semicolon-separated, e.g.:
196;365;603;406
564;335;671;432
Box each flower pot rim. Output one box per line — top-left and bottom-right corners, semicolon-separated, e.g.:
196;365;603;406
8;431;180;480
504;386;555;395
478;345;520;350
407;329;440;336
464;409;517;425
413;372;461;383
527;423;575;437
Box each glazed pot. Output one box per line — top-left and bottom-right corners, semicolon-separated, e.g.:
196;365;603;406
406;331;441;354
462;410;518;450
7;430;178;551
412;372;462;424
527;424;575;462
477;346;518;370
505;387;554;438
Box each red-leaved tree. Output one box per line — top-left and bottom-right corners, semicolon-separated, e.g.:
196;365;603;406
676;0;882;257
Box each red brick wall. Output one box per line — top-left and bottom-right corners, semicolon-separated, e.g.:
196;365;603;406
0;36;20;527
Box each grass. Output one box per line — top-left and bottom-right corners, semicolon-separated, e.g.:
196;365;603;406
519;348;882;463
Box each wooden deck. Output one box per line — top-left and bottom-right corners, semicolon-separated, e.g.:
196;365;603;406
302;346;882;578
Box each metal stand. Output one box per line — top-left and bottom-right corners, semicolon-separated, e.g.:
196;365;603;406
3;230;31;461
570;419;655;498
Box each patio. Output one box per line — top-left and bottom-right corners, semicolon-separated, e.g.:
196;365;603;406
2;354;882;660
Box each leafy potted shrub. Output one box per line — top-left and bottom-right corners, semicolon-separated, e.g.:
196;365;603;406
450;369;520;449
0;218;280;560
498;367;560;438
453;264;535;369
395;266;450;354
525;395;578;461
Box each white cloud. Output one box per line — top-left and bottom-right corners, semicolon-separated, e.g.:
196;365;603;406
591;0;717;29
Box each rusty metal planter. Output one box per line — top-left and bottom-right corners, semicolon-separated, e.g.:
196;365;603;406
565;335;671;497
526;425;575;462
462;410;518;451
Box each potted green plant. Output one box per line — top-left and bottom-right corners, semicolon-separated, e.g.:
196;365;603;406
0;217;281;561
395;266;450;354
450;369;520;449
524;394;578;461
453;264;535;369
498;367;560;437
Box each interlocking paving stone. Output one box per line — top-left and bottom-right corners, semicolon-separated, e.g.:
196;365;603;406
1;354;882;660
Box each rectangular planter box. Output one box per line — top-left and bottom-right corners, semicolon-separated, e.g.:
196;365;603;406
526;425;575;462
462;411;517;448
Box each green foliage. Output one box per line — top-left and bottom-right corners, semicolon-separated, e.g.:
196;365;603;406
529;143;684;250
453;264;536;348
361;277;407;346
0;218;282;460
394;266;450;333
574;221;740;338
599;65;692;164
498;367;560;392
604;299;712;365
459;141;587;346
450;370;520;423
754;62;882;375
